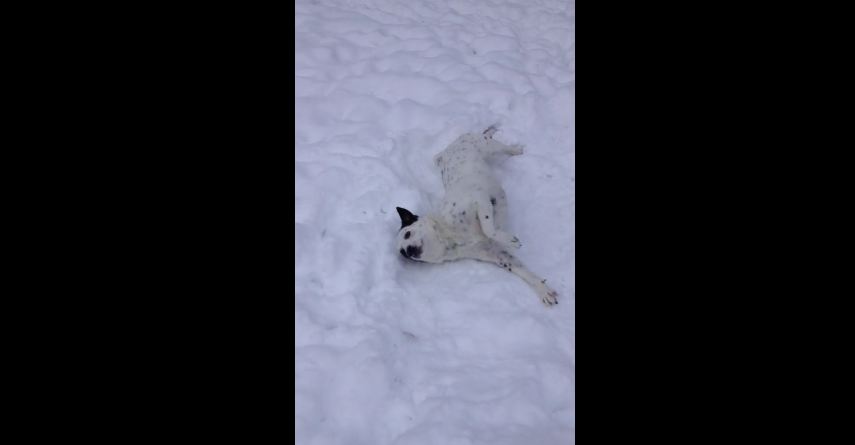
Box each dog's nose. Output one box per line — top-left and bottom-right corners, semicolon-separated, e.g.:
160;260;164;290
406;245;421;259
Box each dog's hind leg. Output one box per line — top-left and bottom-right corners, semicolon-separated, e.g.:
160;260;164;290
480;135;524;157
476;197;521;250
486;142;524;157
465;244;558;306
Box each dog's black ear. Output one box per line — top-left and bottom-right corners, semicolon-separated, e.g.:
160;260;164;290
396;207;418;228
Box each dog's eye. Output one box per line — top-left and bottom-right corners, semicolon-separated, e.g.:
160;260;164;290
404;231;411;239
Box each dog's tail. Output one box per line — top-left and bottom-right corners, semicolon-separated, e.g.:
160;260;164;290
482;124;500;139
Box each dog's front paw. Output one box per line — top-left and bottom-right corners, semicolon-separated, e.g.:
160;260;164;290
540;288;558;307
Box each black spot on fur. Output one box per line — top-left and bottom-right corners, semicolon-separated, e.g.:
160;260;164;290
453;202;456;206
490;197;496;206
462;211;466;215
400;248;407;257
404;231;411;239
485;215;489;219
406;245;422;259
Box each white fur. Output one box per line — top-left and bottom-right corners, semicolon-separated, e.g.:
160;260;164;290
396;126;558;306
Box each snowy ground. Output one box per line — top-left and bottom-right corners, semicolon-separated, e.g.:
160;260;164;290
295;0;574;444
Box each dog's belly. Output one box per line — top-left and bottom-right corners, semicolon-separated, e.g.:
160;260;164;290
438;196;481;236
438;174;506;237
436;140;508;240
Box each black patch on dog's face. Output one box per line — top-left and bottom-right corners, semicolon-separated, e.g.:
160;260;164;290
396;207;418;228
400;244;422;260
406;245;422;259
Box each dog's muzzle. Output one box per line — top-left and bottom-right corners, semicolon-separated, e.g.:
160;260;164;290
400;245;422;259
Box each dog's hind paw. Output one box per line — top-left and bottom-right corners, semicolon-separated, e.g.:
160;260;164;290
483;125;499;138
503;235;522;249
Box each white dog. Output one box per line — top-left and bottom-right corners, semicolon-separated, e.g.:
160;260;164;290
396;126;559;306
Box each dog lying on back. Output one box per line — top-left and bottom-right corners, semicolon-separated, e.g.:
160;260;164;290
396;126;558;306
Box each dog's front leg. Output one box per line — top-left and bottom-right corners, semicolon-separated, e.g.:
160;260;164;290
465;244;558;306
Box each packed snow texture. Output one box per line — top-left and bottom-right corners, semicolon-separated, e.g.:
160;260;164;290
296;0;575;444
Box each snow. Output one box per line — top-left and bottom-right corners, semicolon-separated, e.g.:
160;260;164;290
295;0;575;443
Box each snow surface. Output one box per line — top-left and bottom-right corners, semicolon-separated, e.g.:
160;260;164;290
295;0;575;443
